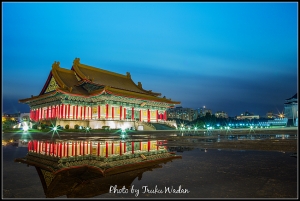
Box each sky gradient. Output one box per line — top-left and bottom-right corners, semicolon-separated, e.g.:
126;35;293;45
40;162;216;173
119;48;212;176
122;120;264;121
2;2;298;117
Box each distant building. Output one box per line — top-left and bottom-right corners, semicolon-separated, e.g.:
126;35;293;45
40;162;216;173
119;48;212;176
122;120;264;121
236;111;259;120
2;112;29;122
2;112;31;129
215;111;228;119
194;106;212;118
259;118;288;127
167;106;195;121
266;111;276;119
284;93;298;126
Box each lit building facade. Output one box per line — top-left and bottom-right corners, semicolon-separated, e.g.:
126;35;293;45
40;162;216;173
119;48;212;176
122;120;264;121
215;111;228;119
167;106;196;121
194;106;212;118
284;93;298;126
19;58;180;129
266;111;276;119
236;111;259;120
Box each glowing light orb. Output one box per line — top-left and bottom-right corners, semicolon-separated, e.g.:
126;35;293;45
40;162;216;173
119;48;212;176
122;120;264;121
23;123;29;132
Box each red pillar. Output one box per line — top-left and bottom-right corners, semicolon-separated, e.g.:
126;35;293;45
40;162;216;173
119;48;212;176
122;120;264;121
54;143;57;156
39;108;41;120
84;106;86;120
76;105;78;119
36;109;39;121
132;141;134;154
90;141;93;155
58;105;60;119
60;142;62;158
140;141;142;151
60;105;63;119
120;141;122;155
112;142;114;155
147;109;150;122
83;141;85;156
97;142;100;156
156;110;159;122
30;141;33;151
53;106;55;118
38;141;41;154
86;107;89;119
49;142;51;155
81;106;83;120
124;108;126;119
63;142;66;157
98;105;100;119
66;142;69;157
164;111;167;121
90;106;92;119
148;140;150;152
46;106;49;119
157;140;159;150
72;106;75;119
68;104;70;119
80;141;82;155
71;142;74;156
106;104;108;119
65;104;68;119
32;110;35;120
112;107;114;119
45;141;48;155
120;106;122;120
106;142;108;158
75;141;77;157
33;140;35;152
55;106;58;118
63;104;65;119
124;142;126;153
132;107;134;120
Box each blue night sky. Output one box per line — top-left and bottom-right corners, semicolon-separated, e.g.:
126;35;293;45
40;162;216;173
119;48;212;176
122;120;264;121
2;2;298;117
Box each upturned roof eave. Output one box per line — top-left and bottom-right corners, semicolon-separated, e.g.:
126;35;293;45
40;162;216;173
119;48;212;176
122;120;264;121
19;91;58;103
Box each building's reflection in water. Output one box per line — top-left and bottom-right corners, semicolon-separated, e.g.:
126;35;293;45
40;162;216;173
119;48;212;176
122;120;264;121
15;139;181;198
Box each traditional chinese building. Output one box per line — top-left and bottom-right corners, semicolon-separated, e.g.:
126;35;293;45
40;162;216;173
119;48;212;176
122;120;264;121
19;58;180;129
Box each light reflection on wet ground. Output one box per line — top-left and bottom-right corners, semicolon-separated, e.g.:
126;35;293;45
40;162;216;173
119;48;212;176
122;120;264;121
3;137;297;199
95;148;297;198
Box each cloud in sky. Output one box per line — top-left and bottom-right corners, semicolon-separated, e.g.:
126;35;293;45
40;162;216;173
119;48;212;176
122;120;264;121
2;2;298;117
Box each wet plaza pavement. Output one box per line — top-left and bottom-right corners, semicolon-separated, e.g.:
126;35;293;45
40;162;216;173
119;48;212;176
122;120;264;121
2;131;298;199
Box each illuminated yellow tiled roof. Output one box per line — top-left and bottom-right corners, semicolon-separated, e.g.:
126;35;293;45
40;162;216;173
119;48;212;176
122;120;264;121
19;58;180;105
72;58;161;96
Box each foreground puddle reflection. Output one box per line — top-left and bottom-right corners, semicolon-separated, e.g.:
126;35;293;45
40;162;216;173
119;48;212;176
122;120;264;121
14;139;181;198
